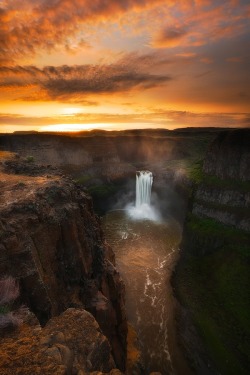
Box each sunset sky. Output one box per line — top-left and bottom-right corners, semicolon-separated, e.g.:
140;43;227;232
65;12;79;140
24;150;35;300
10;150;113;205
0;0;249;132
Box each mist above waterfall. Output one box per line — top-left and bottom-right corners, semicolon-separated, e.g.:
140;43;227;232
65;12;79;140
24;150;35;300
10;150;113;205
126;171;161;221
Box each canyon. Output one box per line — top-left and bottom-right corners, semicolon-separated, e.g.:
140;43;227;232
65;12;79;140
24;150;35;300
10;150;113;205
0;128;249;375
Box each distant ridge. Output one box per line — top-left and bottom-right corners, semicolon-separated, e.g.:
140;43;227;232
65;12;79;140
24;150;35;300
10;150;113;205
13;131;38;134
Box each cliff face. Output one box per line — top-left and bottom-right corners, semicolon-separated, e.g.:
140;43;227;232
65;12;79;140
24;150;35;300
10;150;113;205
203;129;250;181
174;129;250;374
190;129;250;238
0;134;176;166
0;156;127;370
0;132;202;169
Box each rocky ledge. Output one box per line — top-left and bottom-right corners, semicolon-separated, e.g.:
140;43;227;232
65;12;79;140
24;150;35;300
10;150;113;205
0;308;122;375
0;154;127;371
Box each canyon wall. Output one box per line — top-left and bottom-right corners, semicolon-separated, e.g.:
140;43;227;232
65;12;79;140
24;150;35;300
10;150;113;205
0;132;201;168
190;129;250;243
203;129;250;181
174;129;250;374
0;156;127;371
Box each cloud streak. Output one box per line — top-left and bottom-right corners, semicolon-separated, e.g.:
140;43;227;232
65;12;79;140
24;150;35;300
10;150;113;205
1;110;249;130
0;54;172;101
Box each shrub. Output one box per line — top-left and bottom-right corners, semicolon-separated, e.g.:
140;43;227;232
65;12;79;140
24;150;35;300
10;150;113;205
26;155;34;163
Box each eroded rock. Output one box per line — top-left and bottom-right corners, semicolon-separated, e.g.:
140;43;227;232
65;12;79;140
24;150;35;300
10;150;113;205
0;308;122;375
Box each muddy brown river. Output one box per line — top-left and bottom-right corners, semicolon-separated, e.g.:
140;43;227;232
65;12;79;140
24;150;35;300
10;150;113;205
103;210;191;375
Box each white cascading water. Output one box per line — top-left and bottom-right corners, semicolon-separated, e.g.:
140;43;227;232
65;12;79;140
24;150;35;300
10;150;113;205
127;170;160;221
136;171;153;208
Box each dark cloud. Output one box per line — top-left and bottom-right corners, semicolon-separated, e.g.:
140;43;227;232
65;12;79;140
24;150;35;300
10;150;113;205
153;26;188;47
0;54;172;100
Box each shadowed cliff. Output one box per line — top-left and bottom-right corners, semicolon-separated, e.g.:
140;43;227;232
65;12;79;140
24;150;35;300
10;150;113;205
0;153;127;371
173;129;250;375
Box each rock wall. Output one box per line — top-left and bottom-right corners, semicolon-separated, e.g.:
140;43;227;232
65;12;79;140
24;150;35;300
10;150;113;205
190;129;250;234
203;129;250;181
0;157;127;370
173;129;250;374
0;133;191;168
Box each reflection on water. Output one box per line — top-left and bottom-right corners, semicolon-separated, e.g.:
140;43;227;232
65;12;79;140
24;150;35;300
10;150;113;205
103;210;182;374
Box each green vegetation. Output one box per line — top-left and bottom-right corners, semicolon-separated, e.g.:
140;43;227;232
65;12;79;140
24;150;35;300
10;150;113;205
74;173;125;214
187;214;249;244
26;155;34;163
74;174;119;199
0;305;10;315
195;198;249;220
187;159;204;184
163;134;213;174
176;215;250;374
74;174;92;184
88;184;119;198
187;160;250;192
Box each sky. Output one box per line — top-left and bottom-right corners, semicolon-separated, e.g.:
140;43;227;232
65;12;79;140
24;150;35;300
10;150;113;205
0;0;250;133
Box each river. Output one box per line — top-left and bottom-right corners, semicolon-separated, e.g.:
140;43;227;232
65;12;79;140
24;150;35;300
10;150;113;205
103;210;191;374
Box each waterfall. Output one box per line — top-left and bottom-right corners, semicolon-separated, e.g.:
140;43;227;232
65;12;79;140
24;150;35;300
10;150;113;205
126;170;159;221
136;171;153;208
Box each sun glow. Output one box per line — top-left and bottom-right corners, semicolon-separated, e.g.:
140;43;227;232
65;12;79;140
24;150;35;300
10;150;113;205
61;107;82;116
38;123;116;132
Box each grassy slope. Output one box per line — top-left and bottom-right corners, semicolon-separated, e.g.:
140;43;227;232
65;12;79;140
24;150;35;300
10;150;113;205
175;162;250;374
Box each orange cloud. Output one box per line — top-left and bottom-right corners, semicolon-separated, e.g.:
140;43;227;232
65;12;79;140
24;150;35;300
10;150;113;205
1;0;249;65
151;1;249;49
0;0;166;64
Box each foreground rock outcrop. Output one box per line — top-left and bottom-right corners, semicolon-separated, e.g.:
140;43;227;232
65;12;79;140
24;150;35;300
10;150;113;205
0;155;127;370
0;308;122;375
